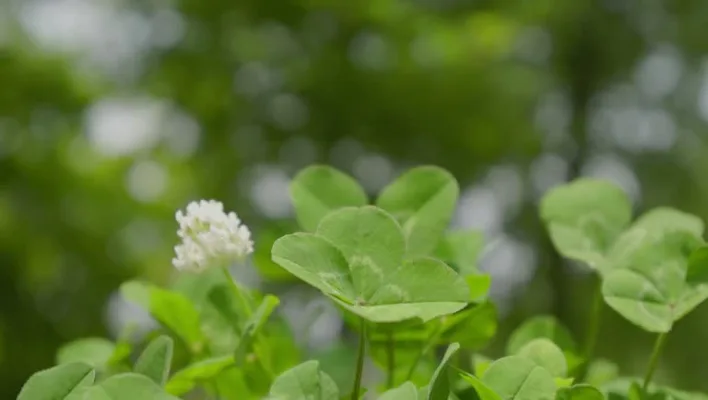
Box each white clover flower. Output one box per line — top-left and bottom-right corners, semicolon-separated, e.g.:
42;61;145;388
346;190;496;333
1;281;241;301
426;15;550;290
172;199;254;272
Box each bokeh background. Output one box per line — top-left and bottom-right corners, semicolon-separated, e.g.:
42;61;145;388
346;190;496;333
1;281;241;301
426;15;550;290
4;0;708;397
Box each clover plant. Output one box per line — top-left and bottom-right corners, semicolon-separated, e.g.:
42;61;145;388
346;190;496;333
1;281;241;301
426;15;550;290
17;165;708;400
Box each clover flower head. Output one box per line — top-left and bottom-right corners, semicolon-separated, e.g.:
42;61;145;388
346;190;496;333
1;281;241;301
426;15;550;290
172;199;254;272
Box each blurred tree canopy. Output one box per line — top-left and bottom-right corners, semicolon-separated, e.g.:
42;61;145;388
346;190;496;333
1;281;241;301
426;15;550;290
4;0;708;397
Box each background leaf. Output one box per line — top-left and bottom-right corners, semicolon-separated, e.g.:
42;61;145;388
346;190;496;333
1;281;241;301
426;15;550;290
268;360;339;400
435;230;485;275
18;362;95;400
516;338;567;378
290;165;368;232
56;338;116;369
556;384;604;400
83;373;181;400
377;166;459;258
165;355;234;395
506;316;579;371
380;382;420;400
540;179;632;271
121;281;206;354
427;342;460;400
482;356;557;400
134;335;174;386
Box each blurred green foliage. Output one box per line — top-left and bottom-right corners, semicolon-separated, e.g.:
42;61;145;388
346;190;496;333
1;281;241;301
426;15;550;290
4;0;708;397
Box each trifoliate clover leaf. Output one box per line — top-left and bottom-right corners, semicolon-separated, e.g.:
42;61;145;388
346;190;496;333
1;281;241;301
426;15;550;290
377;166;459;258
602;211;708;333
290;165;368;232
271;206;469;323
268;360;339;400
540;179;632;272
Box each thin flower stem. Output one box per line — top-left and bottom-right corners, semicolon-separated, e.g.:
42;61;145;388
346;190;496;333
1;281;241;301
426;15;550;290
351;319;367;400
578;277;603;380
643;333;667;392
386;331;395;389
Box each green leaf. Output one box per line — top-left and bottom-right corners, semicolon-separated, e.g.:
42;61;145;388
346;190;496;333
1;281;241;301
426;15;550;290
380;382;420;400
439;302;498;350
602;227;707;332
482;356;557;400
377;166;460;258
134;335;174;386
233;294;280;369
56;338;116;369
121;281;206;353
506;316;579;370
268;360;339;400
629;207;704;237
435;230;485;275
428;343;460;400
466;275;492;302
82;373;181;400
556;384;605;400
271;206;469;323
517;338;567;377
165;356;235;395
540;179;632;271
458;370;502;400
584;359;619;388
18;362;95;400
290;165;368;232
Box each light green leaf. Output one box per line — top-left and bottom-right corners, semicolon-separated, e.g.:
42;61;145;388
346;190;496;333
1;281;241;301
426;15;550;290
482;356;557;400
18;362;95;400
290;165;368;232
555;378;575;389
82;373;181;400
458;370;502;400
121;281;205;353
56;338;116;369
233;294;280;369
377;166;459;258
506;316;579;371
435;230;485;275
556;384;605;400
602;227;707;332
268;360;339;400
272;206;469;323
134;335;174;386
466;275;492;302
428;343;460;400
439;301;497;350
540;179;632;271
517;338;567;378
584;359;619;388
629;207;704;237
380;382;420;400
165;356;234;395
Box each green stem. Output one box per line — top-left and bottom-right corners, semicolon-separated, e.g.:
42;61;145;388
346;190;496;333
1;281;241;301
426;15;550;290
578;277;603;380
351;319;367;400
386;331;395;389
642;333;667;391
405;321;444;381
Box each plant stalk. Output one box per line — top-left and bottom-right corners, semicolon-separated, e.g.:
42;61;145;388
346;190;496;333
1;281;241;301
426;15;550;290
386;331;395;389
642;332;668;391
351;319;367;400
